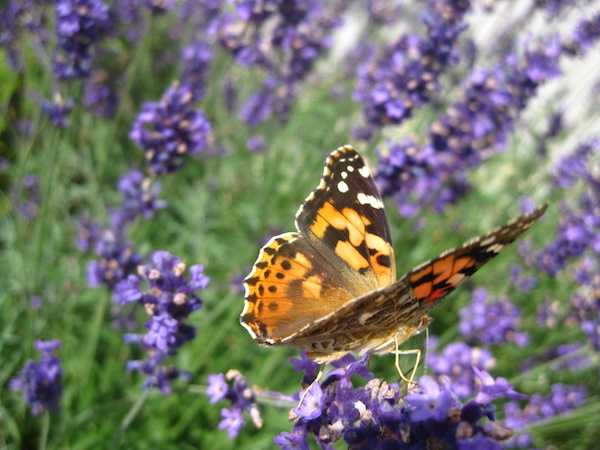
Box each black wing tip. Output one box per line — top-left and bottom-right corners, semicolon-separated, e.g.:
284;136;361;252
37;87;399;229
525;203;548;220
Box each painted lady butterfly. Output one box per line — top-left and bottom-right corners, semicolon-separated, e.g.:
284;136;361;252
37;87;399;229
241;145;547;364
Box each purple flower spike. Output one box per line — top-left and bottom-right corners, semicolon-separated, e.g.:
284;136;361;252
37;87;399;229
115;251;208;392
129;81;212;175
208;370;264;437
10;340;63;416
86;229;142;289
52;0;112;79
117;170;167;221
459;288;529;347
41;93;75;128
504;383;587;447
427;340;494;398
566;13;600;54
181;40;213;102
10;173;40;220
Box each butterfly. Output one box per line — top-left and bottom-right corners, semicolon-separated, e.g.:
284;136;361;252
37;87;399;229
241;145;547;364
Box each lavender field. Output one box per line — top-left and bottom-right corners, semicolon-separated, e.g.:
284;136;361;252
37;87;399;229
1;1;600;449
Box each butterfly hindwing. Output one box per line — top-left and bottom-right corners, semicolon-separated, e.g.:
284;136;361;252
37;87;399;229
241;233;358;343
295;146;396;293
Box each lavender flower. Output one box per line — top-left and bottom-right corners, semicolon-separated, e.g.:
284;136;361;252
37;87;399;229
376;34;564;215
246;135;266;152
181;40;213;102
0;0;50;72
82;68;121;118
365;0;403;25
76;215;102;251
535;209;591;275
504;384;587;447
472;367;526;404
273;430;310;450
30;296;42;310
239;76;277;127
81;166;165;290
536;140;599;275
273;356;519;449
405;375;460;421
459;288;530;347
573;257;600;351
427;339;495;399
294;382;324;421
10;340;63;416
52;0;112;79
551;140;596;189
521;343;591;373
207;369;264;438
290;351;319;387
41;93;75;128
129;81;212;175
86;228;142;289
206;373;229;404
509;264;538;292
541;138;600;354
10;173;39;220
113;251;208;393
112;0;146;42
219;408;245;438
536;299;562;328
219;1;344;126
354;0;470;138
117;170;167;222
564;13;600;55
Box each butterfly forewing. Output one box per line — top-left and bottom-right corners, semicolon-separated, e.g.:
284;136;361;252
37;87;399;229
295;146;396;292
242;146;395;345
406;204;548;311
286;204;548;357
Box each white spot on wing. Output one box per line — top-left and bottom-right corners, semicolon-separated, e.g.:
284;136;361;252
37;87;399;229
479;236;494;246
358;165;370;178
487;243;505;253
338;180;349;193
347;165;354;172
341;171;348;179
357;192;383;209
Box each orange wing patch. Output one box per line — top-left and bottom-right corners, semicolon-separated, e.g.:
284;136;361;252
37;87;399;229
409;253;474;304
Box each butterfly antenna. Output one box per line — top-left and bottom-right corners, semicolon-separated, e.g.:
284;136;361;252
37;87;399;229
423;326;429;376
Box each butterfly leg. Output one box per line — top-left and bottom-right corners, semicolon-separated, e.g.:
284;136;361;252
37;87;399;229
296;367;323;410
393;337;421;386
